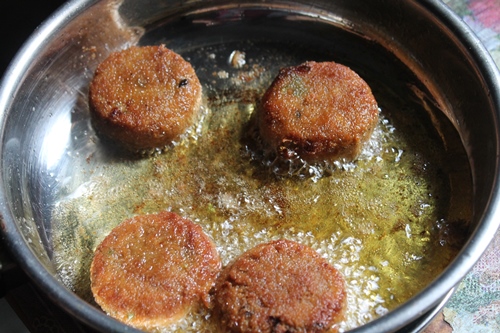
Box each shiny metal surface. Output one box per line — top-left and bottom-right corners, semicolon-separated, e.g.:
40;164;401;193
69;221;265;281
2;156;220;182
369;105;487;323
0;0;499;332
394;288;456;333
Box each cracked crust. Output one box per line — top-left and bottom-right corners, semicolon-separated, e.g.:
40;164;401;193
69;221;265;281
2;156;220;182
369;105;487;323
89;45;202;152
213;239;346;333
258;61;379;162
90;211;221;330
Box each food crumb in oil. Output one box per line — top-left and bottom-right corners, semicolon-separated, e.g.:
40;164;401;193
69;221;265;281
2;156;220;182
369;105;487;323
228;50;246;68
216;70;229;79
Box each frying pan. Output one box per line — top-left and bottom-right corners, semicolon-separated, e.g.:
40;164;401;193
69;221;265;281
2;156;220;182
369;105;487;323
1;0;500;332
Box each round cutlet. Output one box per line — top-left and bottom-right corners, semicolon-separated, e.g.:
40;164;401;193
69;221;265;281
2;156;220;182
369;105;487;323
90;211;221;330
213;239;346;333
258;61;379;162
89;45;202;152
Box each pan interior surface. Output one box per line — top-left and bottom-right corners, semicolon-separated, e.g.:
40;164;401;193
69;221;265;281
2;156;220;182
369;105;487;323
4;0;497;332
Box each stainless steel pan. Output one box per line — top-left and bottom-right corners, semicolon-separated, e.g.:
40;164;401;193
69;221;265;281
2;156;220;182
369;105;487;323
1;0;500;332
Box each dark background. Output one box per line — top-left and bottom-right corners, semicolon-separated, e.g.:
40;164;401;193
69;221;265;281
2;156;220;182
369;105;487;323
0;0;67;77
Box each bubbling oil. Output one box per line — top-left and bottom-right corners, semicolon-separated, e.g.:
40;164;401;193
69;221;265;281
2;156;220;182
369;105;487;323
51;45;471;332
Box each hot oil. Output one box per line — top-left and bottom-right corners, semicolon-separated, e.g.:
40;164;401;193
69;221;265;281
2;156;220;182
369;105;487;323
51;37;471;332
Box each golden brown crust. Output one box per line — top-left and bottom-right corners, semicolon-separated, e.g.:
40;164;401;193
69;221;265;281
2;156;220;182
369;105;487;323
90;211;221;330
258;61;379;162
213;239;346;333
89;45;202;152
